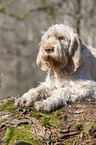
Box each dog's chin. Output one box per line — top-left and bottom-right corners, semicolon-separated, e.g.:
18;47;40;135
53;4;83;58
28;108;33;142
44;53;56;63
43;54;64;70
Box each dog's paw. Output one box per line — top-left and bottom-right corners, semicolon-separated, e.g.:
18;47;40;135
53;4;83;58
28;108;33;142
14;93;33;107
34;100;52;112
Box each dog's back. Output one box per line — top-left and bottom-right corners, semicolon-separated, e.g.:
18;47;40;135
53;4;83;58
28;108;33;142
82;44;96;81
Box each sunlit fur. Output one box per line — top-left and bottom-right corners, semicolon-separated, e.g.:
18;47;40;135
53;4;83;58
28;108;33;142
15;24;96;112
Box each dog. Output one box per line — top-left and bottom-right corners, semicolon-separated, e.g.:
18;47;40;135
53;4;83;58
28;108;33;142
15;24;96;112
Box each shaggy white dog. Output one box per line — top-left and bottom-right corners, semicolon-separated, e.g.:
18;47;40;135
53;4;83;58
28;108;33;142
15;24;96;112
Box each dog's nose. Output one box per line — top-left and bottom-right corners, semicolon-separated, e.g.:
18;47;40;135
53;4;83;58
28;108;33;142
45;46;54;53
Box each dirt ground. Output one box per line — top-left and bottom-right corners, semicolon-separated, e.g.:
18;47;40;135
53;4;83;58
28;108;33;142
0;97;96;145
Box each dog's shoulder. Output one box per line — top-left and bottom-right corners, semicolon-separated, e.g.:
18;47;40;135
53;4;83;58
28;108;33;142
87;46;96;58
82;43;96;58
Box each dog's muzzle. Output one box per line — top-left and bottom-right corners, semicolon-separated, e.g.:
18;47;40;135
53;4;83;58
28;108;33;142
45;46;54;53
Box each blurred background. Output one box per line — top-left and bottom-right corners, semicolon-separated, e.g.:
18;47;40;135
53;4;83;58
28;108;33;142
0;0;96;100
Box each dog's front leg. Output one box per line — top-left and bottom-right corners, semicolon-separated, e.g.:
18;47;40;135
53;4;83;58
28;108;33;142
14;85;50;107
34;81;96;112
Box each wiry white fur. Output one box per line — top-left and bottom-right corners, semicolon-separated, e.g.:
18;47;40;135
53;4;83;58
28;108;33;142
15;24;96;112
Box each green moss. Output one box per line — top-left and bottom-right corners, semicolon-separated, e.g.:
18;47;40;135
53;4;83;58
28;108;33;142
75;122;83;131
91;98;96;102
63;139;75;145
0;3;50;20
79;121;96;139
53;110;61;118
32;111;44;119
0;7;6;13
57;2;62;7
4;126;39;145
49;13;54;19
85;110;93;115
6;0;17;7
17;9;33;20
41;115;62;128
0;100;15;111
18;14;26;20
41;0;46;4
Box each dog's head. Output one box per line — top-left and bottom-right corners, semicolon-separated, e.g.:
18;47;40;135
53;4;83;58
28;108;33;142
36;24;83;74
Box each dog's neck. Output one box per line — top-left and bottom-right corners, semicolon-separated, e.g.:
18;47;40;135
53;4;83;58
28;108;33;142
49;67;73;80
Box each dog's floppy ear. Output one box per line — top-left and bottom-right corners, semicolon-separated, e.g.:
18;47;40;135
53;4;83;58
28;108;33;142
67;33;83;74
36;50;50;71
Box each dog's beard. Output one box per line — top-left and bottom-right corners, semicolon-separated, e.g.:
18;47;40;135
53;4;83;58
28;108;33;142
42;50;67;71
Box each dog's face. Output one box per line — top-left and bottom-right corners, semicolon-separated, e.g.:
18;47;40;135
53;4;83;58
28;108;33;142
36;24;83;74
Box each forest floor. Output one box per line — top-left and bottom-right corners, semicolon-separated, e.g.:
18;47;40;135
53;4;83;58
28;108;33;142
0;96;96;145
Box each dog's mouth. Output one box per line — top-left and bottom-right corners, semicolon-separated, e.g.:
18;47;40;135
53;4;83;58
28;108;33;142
43;46;62;64
42;45;67;70
44;54;61;68
44;54;52;62
44;46;55;62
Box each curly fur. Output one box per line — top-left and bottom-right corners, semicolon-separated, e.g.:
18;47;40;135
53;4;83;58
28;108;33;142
15;24;96;112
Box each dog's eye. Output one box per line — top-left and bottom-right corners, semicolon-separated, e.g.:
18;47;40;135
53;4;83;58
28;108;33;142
58;36;65;41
